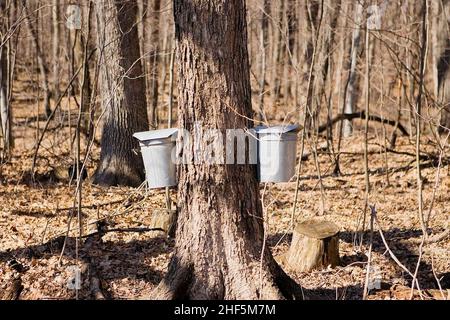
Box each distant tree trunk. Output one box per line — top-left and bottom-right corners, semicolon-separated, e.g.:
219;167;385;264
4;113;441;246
257;0;269;121
437;2;450;134
0;0;12;157
137;0;147;51
430;0;439;98
77;2;93;130
302;0;321;132
22;0;52;117
137;0;148;109
342;1;363;138
153;0;300;300
148;0;161;128
93;0;149;187
281;0;296;107
270;0;285;109
438;38;450;134
0;44;11;154
52;0;60;100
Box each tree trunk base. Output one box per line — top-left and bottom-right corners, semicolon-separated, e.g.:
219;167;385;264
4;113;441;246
92;164;143;188
286;220;340;272
152;255;303;300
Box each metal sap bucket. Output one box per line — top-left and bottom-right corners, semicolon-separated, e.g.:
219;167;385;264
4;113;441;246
255;124;299;183
133;128;178;189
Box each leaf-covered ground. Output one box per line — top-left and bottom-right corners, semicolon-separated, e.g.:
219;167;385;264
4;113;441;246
0;92;449;300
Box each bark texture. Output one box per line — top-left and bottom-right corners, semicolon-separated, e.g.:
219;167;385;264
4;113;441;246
153;0;300;300
93;0;149;187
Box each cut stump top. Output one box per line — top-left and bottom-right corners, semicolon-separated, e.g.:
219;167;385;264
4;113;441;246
295;220;340;239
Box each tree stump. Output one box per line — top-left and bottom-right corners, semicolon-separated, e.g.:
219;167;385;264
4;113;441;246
286;220;340;272
149;209;177;237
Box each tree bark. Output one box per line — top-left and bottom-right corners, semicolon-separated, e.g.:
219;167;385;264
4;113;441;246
93;0;149;187
152;0;301;300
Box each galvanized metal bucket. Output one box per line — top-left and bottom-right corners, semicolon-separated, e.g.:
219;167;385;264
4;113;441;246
133;128;178;189
255;124;299;183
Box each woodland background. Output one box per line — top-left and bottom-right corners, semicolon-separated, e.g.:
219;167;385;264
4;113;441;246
0;0;449;300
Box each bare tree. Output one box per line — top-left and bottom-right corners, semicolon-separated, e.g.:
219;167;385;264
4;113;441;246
0;0;13;158
148;0;161;128
437;1;450;134
22;0;52;117
52;0;60;100
77;2;93;130
257;0;269;122
93;0;149;187
342;1;363;138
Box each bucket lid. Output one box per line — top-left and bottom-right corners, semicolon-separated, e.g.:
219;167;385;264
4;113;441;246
133;128;178;142
254;124;299;134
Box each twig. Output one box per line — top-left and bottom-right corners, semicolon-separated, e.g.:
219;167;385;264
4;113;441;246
31;60;85;177
363;205;376;300
431;254;446;300
373;212;423;297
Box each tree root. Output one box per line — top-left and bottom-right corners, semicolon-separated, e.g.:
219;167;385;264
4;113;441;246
152;260;193;300
151;254;304;300
272;261;305;300
93;168;143;188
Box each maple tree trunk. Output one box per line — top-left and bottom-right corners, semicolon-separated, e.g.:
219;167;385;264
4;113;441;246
93;0;149;187
153;0;300;300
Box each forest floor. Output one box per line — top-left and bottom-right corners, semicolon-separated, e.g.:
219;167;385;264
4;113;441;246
0;91;449;300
